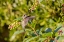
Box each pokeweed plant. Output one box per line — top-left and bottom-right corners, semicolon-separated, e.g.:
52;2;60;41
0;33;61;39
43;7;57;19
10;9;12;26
0;0;64;42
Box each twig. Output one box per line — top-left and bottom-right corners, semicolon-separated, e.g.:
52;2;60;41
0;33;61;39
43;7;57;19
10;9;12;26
28;24;39;36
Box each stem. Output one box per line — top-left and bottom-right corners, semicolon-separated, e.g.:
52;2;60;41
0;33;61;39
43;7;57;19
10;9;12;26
28;24;39;36
31;27;38;36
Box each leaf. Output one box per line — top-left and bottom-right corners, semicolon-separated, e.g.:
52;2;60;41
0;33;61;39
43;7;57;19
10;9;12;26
31;20;36;28
38;38;46;42
54;26;62;32
57;36;64;42
14;17;22;21
26;36;38;42
42;32;52;37
10;30;24;41
45;28;52;33
40;21;46;26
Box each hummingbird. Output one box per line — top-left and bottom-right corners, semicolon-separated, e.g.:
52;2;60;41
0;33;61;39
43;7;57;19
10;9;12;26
21;14;35;31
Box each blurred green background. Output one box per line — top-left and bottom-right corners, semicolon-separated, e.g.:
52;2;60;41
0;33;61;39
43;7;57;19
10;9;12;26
0;0;64;42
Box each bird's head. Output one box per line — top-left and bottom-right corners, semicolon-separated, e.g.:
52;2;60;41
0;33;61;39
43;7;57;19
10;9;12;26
22;14;28;19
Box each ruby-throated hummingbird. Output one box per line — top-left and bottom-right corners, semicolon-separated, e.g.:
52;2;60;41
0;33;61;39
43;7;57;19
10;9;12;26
21;14;35;31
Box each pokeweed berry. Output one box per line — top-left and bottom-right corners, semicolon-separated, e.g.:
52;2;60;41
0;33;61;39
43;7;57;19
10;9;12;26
8;21;21;30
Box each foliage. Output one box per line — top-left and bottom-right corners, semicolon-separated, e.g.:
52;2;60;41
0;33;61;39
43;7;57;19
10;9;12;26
0;0;64;42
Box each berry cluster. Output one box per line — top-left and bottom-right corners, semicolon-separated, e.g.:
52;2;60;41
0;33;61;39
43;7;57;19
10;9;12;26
29;0;39;12
8;21;21;30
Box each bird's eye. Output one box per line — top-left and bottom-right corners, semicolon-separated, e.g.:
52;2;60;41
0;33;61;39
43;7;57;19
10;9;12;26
24;15;25;16
24;14;27;17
